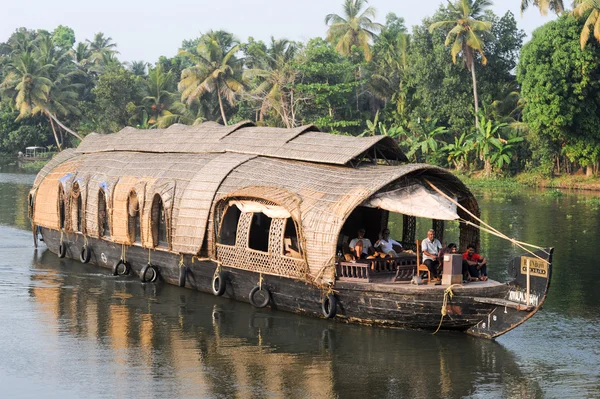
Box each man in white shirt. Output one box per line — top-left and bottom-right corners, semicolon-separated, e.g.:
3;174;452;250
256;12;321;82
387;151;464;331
349;228;374;259
374;229;403;257
421;229;443;280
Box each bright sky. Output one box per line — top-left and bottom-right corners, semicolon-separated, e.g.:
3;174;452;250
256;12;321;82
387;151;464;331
1;0;556;63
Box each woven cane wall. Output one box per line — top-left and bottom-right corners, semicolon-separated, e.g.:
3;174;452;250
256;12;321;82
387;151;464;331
216;159;477;283
33;160;82;229
112;176;139;244
216;215;308;279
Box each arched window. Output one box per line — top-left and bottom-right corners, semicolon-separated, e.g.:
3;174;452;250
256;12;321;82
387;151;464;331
58;186;65;230
218;205;241;246
127;191;141;244
98;189;110;238
72;182;82;232
151;194;167;247
76;196;83;232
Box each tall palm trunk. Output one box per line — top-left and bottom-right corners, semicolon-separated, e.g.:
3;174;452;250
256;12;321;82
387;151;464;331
216;82;228;126
470;57;479;129
46;111;62;152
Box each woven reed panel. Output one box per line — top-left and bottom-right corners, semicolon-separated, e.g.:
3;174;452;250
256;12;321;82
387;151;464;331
84;174;119;238
73;121;405;166
170;153;254;255
112;176;139;244
32;149;80;190
33;160;82;229
216;244;307;279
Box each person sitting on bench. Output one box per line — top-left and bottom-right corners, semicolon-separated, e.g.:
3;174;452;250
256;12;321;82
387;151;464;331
349;228;374;259
374;229;403;257
421;229;443;281
462;244;488;281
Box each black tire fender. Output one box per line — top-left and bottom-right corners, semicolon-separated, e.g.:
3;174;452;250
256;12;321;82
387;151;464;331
249;286;271;308
112;259;131;276
80;246;91;264
212;271;227;296
322;294;338;318
140;263;158;283
58;242;66;258
178;265;187;287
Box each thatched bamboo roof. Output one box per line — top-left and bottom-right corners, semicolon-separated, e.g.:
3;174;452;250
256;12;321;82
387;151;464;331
75;121;407;166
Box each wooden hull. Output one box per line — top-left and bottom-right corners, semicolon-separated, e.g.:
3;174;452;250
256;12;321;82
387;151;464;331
40;228;552;338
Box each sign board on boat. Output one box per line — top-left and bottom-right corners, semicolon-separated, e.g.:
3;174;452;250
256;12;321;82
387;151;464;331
520;256;548;278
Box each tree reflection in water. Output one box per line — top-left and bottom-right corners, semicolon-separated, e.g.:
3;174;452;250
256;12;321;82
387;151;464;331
26;249;542;399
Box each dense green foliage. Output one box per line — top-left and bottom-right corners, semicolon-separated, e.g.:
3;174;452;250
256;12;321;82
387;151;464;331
518;14;600;175
0;0;599;177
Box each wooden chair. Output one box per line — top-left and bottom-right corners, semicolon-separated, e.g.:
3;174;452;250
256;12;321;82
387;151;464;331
415;240;431;282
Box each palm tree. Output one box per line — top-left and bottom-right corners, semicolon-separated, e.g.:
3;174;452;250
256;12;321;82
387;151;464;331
429;0;492;128
243;38;301;127
128;60;149;77
0;46;82;151
86;32;119;65
143;64;176;125
178;30;244;126
520;0;565;16
325;0;383;61
572;0;600;48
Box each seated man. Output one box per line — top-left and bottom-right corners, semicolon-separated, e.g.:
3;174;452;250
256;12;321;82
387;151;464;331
374;229;403;257
421;229;443;280
349;228;374;259
462;244;488;281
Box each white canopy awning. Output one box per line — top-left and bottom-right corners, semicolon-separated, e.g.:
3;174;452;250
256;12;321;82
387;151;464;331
361;184;459;220
229;200;291;219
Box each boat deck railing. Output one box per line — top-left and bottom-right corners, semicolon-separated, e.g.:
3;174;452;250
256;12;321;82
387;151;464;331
336;255;418;283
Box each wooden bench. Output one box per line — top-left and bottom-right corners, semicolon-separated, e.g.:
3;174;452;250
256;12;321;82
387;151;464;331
336;254;418;283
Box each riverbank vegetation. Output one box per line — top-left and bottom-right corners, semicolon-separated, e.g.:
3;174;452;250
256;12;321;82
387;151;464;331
1;0;599;179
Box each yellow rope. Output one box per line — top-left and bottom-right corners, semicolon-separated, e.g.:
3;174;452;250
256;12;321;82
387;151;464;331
60;230;64;245
433;284;461;335
148;249;151;264
179;254;185;268
259;273;263;290
425;179;551;264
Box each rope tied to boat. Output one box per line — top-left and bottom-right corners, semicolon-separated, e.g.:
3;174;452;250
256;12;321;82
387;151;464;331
433;284;462;335
148;249;151;265
179;254;185;268
424;179;551;264
121;244;127;263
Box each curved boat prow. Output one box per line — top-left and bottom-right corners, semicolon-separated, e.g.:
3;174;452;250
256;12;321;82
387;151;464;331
466;248;554;339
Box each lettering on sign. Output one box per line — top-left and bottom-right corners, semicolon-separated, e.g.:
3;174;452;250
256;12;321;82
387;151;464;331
508;290;540;307
520;256;548;278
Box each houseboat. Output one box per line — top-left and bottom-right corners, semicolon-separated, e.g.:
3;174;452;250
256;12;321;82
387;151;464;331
28;121;553;339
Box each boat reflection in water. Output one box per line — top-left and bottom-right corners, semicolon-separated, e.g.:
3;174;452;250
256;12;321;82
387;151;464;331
29;249;542;398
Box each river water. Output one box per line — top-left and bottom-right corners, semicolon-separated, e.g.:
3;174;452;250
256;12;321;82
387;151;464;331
0;165;598;398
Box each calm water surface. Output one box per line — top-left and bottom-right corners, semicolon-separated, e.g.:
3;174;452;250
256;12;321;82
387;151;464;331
0;167;599;398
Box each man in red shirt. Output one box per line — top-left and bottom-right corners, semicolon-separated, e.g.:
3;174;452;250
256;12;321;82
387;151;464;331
462;244;488;281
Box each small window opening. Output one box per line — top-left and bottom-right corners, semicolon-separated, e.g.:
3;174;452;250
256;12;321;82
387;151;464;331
283;218;302;258
151;195;168;247
218;205;241;246
248;212;271;252
98;190;110;238
76;196;82;232
59;187;65;230
128;193;141;244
